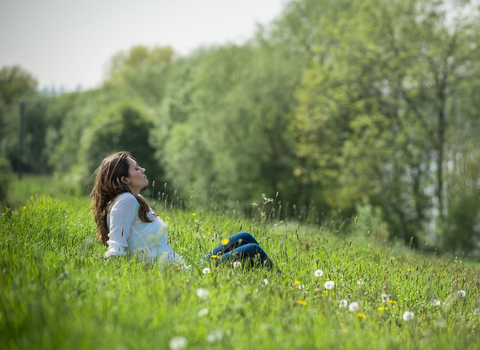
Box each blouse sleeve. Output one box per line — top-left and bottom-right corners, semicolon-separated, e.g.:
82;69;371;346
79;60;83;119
104;193;138;258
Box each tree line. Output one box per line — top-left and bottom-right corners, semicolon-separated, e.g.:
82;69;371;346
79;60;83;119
1;0;479;255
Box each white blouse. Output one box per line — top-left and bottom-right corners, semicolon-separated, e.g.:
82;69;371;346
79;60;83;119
104;192;184;266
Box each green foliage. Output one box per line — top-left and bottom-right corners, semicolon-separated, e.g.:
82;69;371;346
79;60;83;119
74;100;161;193
0;157;13;202
104;45;175;105
0;65;38;104
290;0;480;245
1;193;480;349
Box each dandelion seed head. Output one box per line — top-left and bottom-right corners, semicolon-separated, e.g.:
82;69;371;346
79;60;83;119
458;290;466;298
324;281;335;290
198;308;209;317
430;299;441;306
339;300;348;308
206;330;223;343
261;279;268;286
169;336;187;350
297;284;305;289
203;268;211;275
349;302;359;312
381;294;390;302
315;270;323;277
196;288;209;299
233;261;242;268
357;280;364;285
403;311;415;321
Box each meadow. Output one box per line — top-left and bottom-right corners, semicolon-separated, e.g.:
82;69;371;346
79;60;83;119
1;178;479;349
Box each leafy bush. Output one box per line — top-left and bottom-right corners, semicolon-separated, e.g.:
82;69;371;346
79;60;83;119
73;100;162;194
0;156;13;202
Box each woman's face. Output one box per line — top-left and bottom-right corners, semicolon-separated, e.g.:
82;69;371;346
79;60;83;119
123;157;148;195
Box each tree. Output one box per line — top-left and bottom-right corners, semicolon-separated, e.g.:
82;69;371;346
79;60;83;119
290;0;480;245
74;100;160;193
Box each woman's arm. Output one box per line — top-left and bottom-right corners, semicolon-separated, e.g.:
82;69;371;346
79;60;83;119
104;193;138;258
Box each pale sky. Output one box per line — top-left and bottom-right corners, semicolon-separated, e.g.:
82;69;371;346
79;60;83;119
0;0;288;91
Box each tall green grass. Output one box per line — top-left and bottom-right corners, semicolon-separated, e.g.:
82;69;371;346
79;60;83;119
1;181;479;349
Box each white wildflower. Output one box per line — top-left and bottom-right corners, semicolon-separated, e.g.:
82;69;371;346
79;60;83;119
206;330;223;343
458;290;466;298
430;299;441;306
198;308;209;317
233;261;242;268
348;302;359;312
339;299;348;308
324;281;335;289
169;336;187;350
203;267;211;275
403;311;415;321
315;270;323;277
357;280;364;285
381;294;390;302
196;288;209;299
297;284;305;289
261;279;268;287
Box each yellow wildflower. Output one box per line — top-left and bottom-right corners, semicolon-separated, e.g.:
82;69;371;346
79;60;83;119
408;268;412;271
342;329;348;333
222;238;229;245
294;281;301;285
23;206;26;210
297;301;307;306
192;213;196;216
387;301;397;304
378;307;388;310
211;255;219;259
357;313;367;319
391;257;395;260
30;196;34;200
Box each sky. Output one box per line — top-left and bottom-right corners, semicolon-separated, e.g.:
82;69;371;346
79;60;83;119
0;0;288;91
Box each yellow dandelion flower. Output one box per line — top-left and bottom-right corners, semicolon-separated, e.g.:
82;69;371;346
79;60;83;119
387;301;397;304
297;301;307;306
408;268;412;271
211;255;219;259
192;213;196;216
342;329;348;333
207;231;211;235
357;313;367;319
24;243;28;246
378;307;388;311
222;238;229;245
294;281;301;285
30;196;34;200
391;257;395;260
201;228;204;231
23;206;26;210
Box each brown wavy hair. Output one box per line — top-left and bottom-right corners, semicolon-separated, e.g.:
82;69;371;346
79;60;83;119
91;151;153;245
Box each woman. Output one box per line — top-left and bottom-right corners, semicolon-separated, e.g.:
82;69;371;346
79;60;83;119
91;151;273;269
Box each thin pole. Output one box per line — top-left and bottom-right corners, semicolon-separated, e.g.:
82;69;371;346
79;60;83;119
18;101;25;180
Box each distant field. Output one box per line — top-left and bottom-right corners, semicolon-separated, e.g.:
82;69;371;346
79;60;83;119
1;179;479;349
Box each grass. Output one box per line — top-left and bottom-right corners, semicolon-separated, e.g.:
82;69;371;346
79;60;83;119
1;178;480;349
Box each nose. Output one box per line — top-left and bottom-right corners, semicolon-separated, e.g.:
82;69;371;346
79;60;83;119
141;167;146;173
